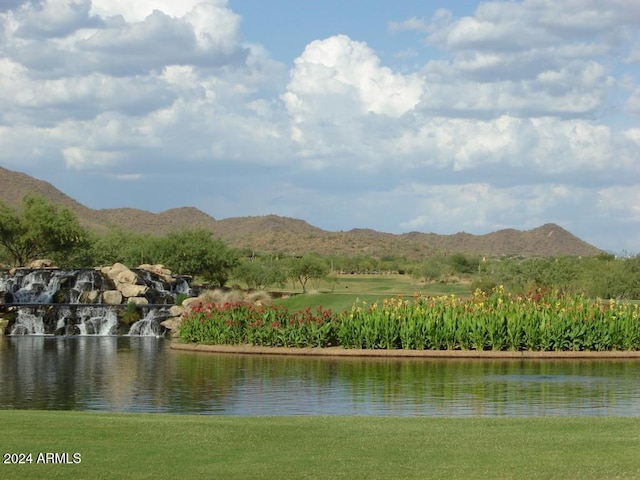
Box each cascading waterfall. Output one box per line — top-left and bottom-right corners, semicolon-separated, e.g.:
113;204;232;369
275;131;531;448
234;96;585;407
10;309;46;335
10;270;62;304
69;270;99;304
56;306;73;332
4;271;64;335
74;307;118;336
128;309;166;337
1;267;193;336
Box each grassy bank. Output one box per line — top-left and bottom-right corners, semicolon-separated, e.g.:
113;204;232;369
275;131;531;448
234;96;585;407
2;410;640;479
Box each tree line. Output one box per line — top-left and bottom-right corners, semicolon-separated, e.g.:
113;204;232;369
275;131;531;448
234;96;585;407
0;195;328;291
0;195;638;298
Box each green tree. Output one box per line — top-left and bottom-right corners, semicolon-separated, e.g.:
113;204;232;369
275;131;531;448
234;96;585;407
288;255;329;293
519;257;580;293
233;259;287;290
621;255;640;299
414;258;445;283
603;255;640;299
155;229;239;287
448;253;480;275
89;228;160;266
0;195;90;267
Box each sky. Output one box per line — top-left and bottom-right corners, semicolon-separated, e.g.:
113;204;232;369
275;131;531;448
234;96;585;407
0;0;638;254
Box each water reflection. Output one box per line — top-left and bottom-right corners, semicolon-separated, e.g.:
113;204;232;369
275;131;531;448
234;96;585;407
1;336;639;416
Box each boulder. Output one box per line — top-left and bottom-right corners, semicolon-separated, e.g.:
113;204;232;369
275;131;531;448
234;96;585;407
102;263;130;282
118;284;148;298
79;290;100;304
139;264;172;276
160;317;182;337
29;259;55;268
100;265;112;276
169;305;185;317
138;264;175;284
127;296;148;305
102;290;123;305
116;269;139;285
182;297;202;309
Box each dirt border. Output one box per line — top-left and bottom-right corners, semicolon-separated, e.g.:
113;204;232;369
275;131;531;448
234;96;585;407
169;342;640;359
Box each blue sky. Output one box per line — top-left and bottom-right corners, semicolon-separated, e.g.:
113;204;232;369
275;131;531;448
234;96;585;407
0;0;639;254
235;0;459;66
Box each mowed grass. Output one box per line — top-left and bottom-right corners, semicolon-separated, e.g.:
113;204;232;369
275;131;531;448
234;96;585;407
2;410;640;480
314;274;471;296
274;274;472;313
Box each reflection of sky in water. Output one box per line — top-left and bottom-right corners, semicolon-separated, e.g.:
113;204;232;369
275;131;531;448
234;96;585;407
1;336;640;416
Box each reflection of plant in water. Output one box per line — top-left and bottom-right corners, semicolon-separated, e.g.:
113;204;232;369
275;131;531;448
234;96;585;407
169;350;640;416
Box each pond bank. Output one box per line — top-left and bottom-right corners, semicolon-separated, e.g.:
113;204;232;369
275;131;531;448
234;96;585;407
170;342;640;358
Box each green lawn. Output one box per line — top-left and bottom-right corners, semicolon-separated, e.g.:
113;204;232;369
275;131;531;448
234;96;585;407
312;273;471;296
274;292;383;313
2;410;640;479
274;274;472;313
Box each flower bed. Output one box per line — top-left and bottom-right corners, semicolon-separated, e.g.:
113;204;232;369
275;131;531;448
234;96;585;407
178;302;336;347
178;288;640;351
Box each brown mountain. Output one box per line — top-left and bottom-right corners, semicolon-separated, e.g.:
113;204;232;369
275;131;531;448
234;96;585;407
0;166;219;235
0;165;603;258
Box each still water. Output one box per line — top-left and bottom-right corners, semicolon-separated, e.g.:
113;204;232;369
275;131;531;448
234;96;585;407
1;336;640;416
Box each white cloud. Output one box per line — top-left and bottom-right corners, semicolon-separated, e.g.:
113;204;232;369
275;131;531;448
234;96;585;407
414;0;635;121
597;186;640;223
1;0;247;79
626;88;640;114
0;0;286;171
284;35;424;119
62;146;117;170
0;0;638;253
109;173;143;181
281;35;426;168
393;181;602;236
429;0;639;52
9;0;103;39
89;0;215;22
388;16;429;34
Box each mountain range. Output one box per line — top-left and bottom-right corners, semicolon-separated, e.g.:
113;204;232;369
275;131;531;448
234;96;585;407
0;165;603;259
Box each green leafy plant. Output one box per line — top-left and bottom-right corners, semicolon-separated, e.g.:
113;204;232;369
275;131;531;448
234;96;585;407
178;302;337;347
179;288;640;351
0;195;90;267
335;288;640;351
121;301;141;326
175;293;189;306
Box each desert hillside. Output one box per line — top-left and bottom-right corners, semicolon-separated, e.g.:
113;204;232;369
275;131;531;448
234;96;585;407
0;166;603;258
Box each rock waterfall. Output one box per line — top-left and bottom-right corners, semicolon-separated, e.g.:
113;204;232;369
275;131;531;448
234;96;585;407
0;263;193;336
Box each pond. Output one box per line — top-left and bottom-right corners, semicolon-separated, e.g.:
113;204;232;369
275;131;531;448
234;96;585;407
1;336;640;416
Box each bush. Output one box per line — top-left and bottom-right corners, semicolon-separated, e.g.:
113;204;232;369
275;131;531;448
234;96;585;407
121;301;141;326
